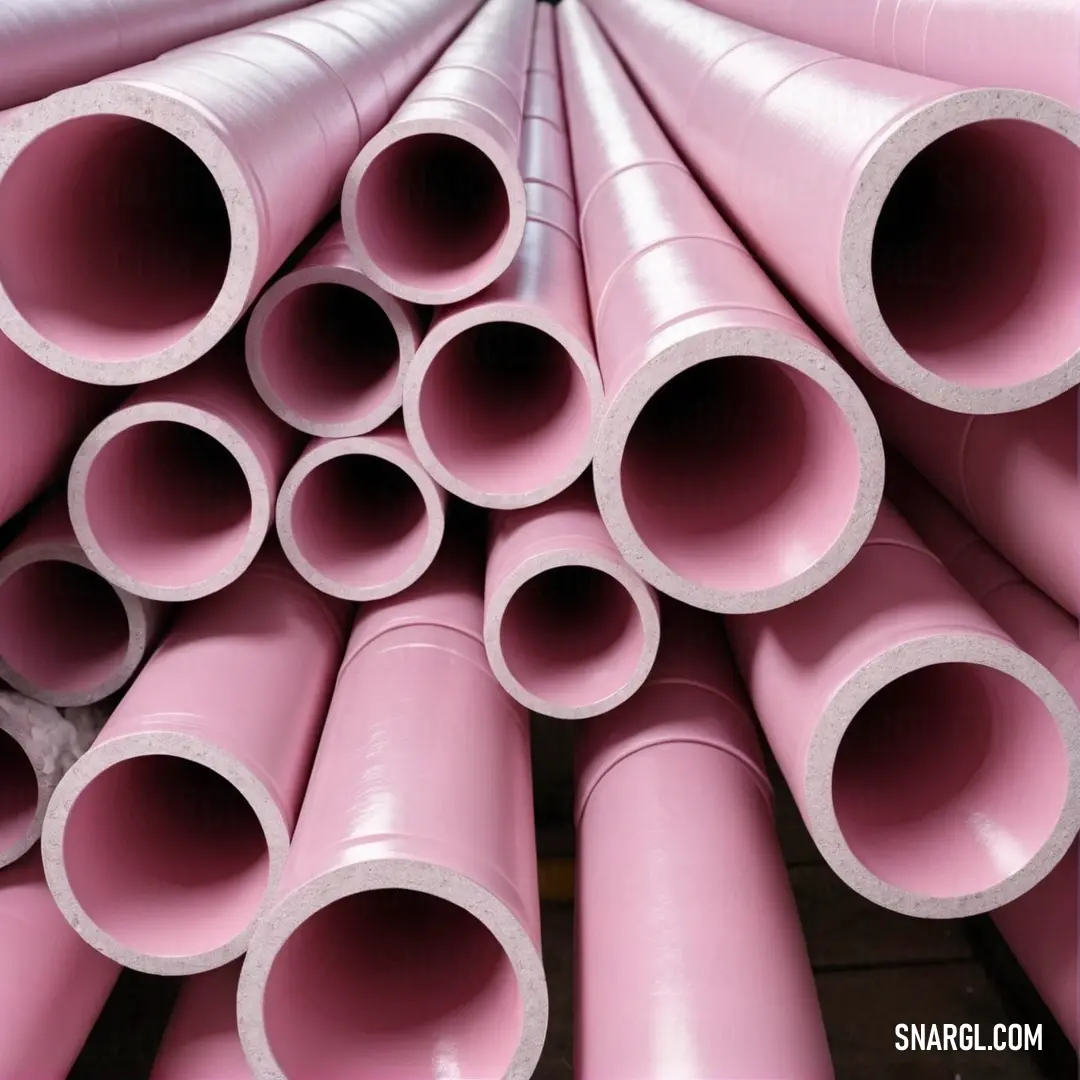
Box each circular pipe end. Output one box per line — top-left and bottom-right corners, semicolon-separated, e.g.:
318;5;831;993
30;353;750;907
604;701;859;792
0;726;42;868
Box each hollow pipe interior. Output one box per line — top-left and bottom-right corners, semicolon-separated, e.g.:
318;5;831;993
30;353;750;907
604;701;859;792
0;729;37;855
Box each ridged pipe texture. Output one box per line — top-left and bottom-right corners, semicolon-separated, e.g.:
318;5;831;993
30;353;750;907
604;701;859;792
575;600;833;1079
687;0;1080;110
41;545;349;975
342;0;534;304
585;0;1080;412
402;4;603;507
557;0;883;614
275;416;448;602
67;339;303;602
0;693;103;869
0;0;478;384
0;0;324;111
726;501;1080;918
484;476;660;719
0;329;117;528
855;372;1078;617
0;850;120;1080
246;219;422;438
0;495;165;705
237;539;548;1080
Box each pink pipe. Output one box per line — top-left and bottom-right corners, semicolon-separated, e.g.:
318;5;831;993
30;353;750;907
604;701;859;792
246;220;422;438
556;0;883;614
67;340;302;601
0;693;103;869
0;850;119;1080
0;329;116;528
237;541;548;1080
856;373;1079;617
725;502;1080;917
0;0;478;384
0;495;164;705
276;418;448;601
0;0;325;111
484;477;660;718
576;600;833;1079
585;0;1080;413
687;0;1080;111
40;545;349;974
402;5;603;507
341;0;535;305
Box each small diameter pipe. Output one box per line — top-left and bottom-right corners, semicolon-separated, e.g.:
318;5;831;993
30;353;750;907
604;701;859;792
576;600;833;1079
0;849;119;1080
0;495;164;705
0;693;103;869
67;340;303;602
0;0;478;384
687;0;1080;112
41;545;349;974
238;542;548;1080
585;0;1080;412
246;220;423;438
856;371;1078;617
557;1;883;614
484;477;660;718
403;4;602;507
276;418;447;602
342;0;534;304
725;502;1080;918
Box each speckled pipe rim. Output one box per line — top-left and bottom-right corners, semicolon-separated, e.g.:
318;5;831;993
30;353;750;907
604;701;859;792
805;634;1080;918
403;299;604;509
593;319;885;614
40;731;291;975
0;84;260;385
841;88;1080;413
483;547;660;719
68;401;272;602
237;858;548;1080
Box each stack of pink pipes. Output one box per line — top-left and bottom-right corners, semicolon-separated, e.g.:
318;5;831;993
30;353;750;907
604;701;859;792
0;0;1076;1075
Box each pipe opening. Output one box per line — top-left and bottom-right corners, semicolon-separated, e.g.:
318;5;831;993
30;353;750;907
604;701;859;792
500;565;644;708
418;322;591;495
872;120;1080;387
0;116;231;362
0;729;37;855
832;662;1069;897
61;755;269;958
0;560;129;694
84;421;252;589
354;134;511;294
263;888;522;1080
259;284;400;427
620;356;860;593
289;453;429;590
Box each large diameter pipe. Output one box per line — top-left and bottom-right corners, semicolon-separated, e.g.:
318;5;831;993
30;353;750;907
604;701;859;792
246;220;423;438
576;600;833;1079
276;418;448;601
41;545;349;974
0;0;478;384
402;4;603;507
726;502;1080;917
856;372;1078;617
0;693;103;869
67;339;302;601
585;0;1080;413
0;850;120;1079
484;477;660;718
342;0;535;304
686;0;1080;111
557;0;883;614
0;495;165;705
237;541;548;1080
